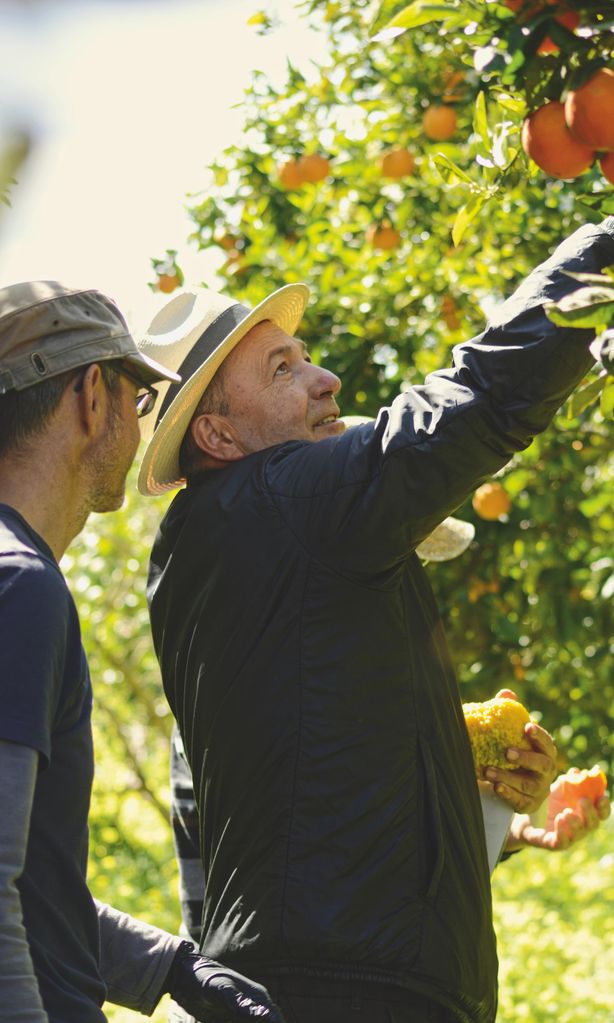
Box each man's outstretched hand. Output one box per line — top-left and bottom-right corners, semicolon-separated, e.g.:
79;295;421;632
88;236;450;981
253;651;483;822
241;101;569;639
166;942;286;1022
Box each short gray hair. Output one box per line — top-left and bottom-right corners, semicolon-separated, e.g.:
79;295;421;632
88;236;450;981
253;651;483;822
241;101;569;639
178;365;230;477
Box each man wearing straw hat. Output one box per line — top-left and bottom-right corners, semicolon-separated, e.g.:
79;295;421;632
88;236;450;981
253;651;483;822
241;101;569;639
140;219;614;1023
0;281;286;1023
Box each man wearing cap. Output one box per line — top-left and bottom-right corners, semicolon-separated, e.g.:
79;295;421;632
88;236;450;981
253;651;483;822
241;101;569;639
140;219;614;1023
0;281;286;1023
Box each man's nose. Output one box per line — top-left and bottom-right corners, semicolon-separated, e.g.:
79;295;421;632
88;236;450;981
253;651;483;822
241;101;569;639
311;363;341;396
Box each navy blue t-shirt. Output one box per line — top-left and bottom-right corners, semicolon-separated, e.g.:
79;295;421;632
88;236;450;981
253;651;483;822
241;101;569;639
0;504;106;1022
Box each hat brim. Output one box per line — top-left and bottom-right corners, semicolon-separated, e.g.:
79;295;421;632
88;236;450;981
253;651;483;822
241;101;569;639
138;283;309;496
124;348;181;386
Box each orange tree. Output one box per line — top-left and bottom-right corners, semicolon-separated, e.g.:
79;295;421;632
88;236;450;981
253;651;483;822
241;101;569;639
156;0;613;771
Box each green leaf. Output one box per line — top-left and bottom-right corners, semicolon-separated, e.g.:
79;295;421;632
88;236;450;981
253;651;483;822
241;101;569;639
600;381;614;419
377;1;458;35
545;286;614;330
473;92;490;149
561;268;614;285
452;194;489;247
568;376;606;419
431;153;474;185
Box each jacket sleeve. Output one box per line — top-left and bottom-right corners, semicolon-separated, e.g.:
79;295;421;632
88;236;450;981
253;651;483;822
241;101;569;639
264;218;614;579
95;900;181;1015
0;740;49;1023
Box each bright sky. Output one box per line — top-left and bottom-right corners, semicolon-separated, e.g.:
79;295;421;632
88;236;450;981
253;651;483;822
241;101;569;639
0;0;325;328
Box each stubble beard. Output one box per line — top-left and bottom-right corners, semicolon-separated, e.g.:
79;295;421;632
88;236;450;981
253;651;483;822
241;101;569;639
88;402;134;514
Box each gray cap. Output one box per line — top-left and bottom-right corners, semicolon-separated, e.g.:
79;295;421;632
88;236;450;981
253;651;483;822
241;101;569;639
0;280;180;394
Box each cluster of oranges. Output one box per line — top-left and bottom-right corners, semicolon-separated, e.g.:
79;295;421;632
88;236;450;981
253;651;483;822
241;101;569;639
504;1;614;182
505;0;580;54
275;102;458;252
521;67;614;182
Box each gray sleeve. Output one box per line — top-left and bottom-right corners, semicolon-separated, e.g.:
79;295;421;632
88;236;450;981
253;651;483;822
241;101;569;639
0;739;49;1023
95;899;182;1015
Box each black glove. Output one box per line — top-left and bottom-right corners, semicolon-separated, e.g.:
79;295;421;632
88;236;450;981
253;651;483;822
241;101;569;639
165;941;286;1022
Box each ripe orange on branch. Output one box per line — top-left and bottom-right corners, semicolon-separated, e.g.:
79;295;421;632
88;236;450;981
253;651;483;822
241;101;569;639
423;105;457;141
521;101;594;179
278;158;304;189
537;9;580;53
472;482;511;520
298;153;331;183
564;68;614;152
156;273;181;294
214;231;238;251
380;147;416;179
366;223;401;251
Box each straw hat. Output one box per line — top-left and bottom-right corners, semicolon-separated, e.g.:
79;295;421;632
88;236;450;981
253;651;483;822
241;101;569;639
343;416;475;561
137;283;309;495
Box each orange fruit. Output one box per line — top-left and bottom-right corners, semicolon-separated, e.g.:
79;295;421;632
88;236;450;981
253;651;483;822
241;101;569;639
367;223;401;251
214;231;238;251
380;147;416;178
278;159;304;189
546;766;608;829
565;68;614;152
521;101;594;178
472;482;511;520
423;105;457;141
441;294;461;330
538;9;580;53
442;69;466;104
600;150;614;185
156;273;181;294
298;153;330;183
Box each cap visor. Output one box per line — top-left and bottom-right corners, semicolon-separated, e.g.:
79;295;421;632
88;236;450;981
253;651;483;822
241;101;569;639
124;349;181;385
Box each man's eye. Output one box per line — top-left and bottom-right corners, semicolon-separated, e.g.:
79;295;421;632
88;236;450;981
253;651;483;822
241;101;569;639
274;362;290;376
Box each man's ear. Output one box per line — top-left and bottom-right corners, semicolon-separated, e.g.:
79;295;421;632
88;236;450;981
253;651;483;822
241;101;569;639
74;364;107;437
191;413;244;463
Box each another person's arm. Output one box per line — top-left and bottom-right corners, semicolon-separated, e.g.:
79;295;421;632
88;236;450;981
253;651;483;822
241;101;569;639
97;901;285;1020
0;739;49;1023
505;790;611;852
268;219;614;571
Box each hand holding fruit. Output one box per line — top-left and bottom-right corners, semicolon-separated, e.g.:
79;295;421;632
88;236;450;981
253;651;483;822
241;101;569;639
464;689;557;814
506;766;610;852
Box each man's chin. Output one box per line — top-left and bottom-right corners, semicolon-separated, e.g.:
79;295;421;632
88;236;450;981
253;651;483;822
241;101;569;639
91;487;126;515
313;419;345;439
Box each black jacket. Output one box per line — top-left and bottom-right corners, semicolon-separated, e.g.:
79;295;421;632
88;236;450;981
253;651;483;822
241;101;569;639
148;220;614;1023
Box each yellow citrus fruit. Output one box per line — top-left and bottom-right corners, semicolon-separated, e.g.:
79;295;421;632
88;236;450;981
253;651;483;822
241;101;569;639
463;696;532;773
472;482;511;520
